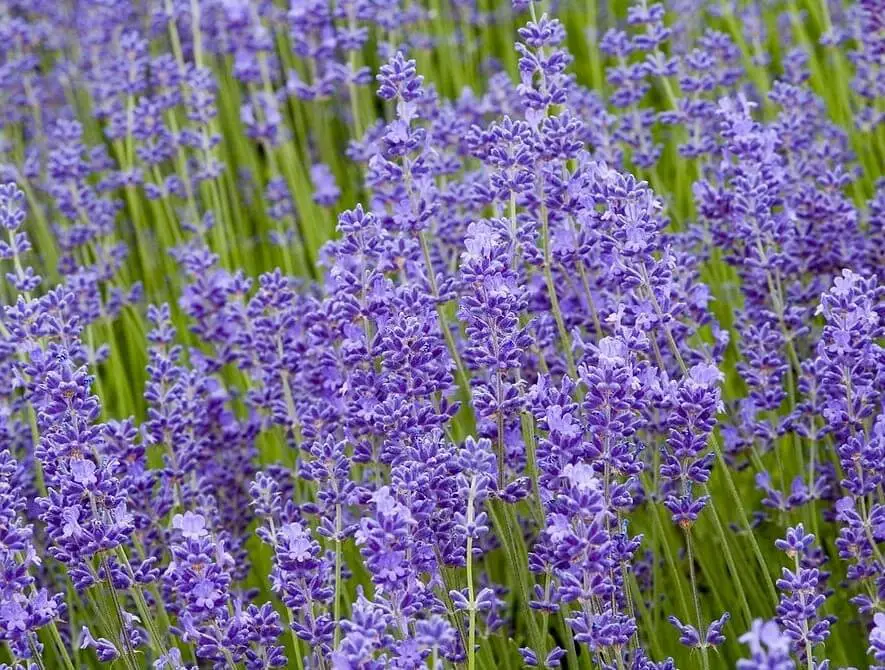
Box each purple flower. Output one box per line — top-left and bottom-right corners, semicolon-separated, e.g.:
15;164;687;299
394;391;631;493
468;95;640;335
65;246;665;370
459;220;532;485
311;163;341;207
355;486;416;590
660;362;722;528
0;183;41;293
668;611;729;649
153;648;186;669
0;450;64;659
79;626;119;663
774;525;832;664
870;612;885;663
738;619;794;670
377;52;424;103
172;511;208;539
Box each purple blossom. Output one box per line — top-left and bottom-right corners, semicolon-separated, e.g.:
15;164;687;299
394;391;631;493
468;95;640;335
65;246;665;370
79;627;119;663
660;362;722;528
311;163;341;207
738;619;795;670
870;612;885;664
0;449;64;659
0;4;880;670
774;525;832;664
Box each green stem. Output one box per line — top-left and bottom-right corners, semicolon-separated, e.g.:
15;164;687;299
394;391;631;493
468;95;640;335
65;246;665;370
466;476;477;670
640;264;778;606
684;529;710;670
701;487;754;625
539;197;577;379
28;635;47;670
796;554;814;670
487;500;545;658
45;620;76;670
419;231;472;402
100;554;138;670
333;503;343;646
115;547;168;658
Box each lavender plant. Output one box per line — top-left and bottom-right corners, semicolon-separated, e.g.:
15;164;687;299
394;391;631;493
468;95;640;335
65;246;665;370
0;0;882;668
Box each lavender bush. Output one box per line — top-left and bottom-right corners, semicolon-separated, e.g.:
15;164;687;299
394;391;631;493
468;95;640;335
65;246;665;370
0;0;882;668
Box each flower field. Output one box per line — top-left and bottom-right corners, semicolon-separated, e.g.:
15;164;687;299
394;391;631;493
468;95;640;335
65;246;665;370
0;0;883;668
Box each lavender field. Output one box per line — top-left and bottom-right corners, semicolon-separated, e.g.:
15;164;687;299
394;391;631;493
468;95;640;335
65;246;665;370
0;0;883;668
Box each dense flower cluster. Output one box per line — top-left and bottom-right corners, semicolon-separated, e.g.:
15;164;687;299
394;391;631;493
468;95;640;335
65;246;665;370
0;0;881;668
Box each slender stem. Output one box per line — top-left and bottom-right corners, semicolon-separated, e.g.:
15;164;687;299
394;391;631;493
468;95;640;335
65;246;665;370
647;492;691;619
858;494;885;565
796;554;814;670
115;547;168;657
28;635;47;670
520;406;545;525
100;554;138;670
701;487;753;624
539;198;576;379
346;5;364;140
45;620;77;670
684;529;710;670
419;231;471;398
288;611;305;670
434;547;470;653
466;476;477;670
708;432;779;604
577;260;603;340
640;264;778;605
333;502;343;646
486;501;545;656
